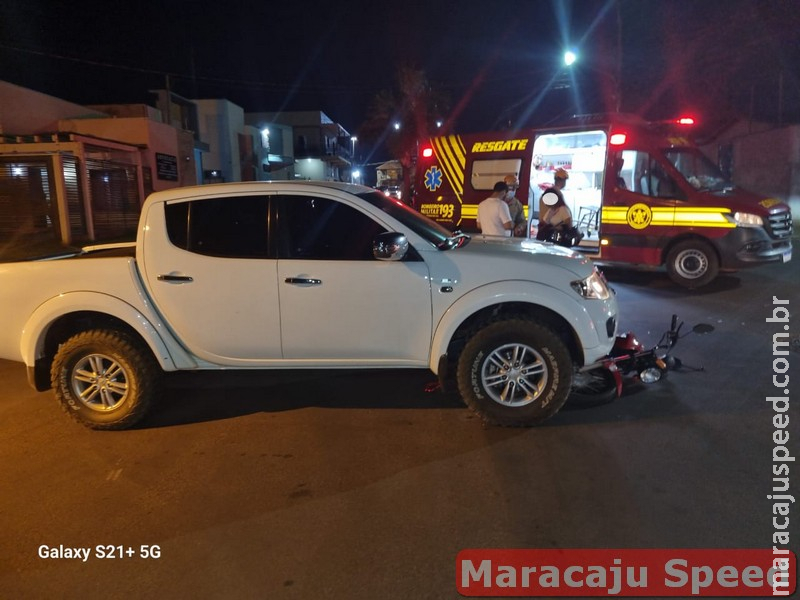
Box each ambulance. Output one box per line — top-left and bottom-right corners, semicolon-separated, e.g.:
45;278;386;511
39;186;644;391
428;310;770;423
413;114;793;287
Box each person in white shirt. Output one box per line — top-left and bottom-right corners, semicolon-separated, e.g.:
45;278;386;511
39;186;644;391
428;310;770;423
476;181;513;237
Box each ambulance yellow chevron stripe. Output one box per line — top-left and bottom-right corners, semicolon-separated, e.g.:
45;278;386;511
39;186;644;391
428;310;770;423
601;206;736;228
460;204;527;220
462;204;478;219
432;135;466;199
673;208;735;227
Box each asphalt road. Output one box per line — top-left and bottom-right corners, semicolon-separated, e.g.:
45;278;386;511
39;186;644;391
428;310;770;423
0;257;797;599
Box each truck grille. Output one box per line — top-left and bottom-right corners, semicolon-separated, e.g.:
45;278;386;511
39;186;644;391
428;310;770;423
767;210;793;239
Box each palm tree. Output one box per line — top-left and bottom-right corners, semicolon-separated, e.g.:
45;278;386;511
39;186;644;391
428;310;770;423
360;66;450;200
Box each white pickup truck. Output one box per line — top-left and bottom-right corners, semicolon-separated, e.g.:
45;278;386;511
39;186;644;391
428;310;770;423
0;181;618;429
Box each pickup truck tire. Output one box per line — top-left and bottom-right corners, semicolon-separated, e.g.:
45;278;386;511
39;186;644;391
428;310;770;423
51;330;159;430
665;239;719;288
457;319;572;426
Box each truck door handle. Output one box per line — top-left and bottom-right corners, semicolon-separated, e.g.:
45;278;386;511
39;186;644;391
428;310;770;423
284;277;322;285
158;274;194;283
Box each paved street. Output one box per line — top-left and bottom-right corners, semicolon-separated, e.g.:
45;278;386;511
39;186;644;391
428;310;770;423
0;257;797;599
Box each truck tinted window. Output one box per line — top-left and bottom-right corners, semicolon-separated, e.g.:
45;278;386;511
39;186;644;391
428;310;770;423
164;196;270;258
277;195;385;260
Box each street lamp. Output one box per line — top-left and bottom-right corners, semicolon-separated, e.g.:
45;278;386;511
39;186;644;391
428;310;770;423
350;136;357;183
563;49;621;113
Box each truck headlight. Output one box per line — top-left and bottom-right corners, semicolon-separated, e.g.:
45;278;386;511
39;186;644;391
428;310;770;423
571;269;611;300
732;212;763;227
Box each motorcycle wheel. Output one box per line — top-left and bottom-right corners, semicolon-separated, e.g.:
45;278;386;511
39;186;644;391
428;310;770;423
567;367;618;408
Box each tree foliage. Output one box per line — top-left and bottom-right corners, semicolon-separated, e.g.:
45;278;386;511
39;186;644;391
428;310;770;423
360;66;450;193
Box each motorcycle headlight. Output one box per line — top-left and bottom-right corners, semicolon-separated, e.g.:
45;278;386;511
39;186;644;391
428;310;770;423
571;269;611;300
732;212;763;227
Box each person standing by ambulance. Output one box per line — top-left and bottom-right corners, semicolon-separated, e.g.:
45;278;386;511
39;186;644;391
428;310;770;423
503;174;527;237
537;167;570;220
536;168;577;243
477;181;513;237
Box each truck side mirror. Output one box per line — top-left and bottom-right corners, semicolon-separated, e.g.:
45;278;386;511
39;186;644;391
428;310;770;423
373;232;409;261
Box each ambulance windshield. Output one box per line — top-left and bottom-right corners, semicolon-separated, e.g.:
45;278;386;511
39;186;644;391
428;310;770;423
664;148;734;193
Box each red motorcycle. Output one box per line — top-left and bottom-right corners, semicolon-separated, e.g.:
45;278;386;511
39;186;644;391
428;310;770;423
568;315;714;407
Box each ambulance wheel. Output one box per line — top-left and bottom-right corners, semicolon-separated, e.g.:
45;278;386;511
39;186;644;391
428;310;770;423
665;239;719;288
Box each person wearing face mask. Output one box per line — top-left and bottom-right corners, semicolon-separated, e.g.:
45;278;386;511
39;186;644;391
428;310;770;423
502;174;527;237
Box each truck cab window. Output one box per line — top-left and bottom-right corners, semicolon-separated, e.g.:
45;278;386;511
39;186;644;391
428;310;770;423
165;195;270;258
277;195;386;260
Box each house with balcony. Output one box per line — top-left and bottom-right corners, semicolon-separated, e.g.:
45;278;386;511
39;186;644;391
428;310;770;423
246;111;353;181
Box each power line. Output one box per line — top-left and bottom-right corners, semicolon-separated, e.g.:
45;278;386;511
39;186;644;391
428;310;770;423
0;42;383;94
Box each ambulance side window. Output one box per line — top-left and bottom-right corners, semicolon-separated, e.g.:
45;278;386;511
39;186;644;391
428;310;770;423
470;158;523;190
631;151;685;200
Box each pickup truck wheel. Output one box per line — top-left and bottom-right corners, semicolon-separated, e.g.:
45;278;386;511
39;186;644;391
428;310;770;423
665;239;719;288
51;330;159;430
457;319;572;426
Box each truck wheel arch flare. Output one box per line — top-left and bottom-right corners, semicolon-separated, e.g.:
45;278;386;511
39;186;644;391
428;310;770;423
429;281;612;374
19;291;193;375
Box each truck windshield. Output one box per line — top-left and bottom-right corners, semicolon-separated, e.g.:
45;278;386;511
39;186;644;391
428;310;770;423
664;148;734;193
357;191;460;249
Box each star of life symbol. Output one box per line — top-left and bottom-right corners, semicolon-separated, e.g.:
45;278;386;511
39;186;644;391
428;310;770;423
425;166;443;192
626;202;653;229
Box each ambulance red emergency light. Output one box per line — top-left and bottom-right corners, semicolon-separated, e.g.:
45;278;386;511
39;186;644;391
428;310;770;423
414;114;792;287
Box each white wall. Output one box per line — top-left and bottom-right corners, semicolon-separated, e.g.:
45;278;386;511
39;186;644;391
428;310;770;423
194;99;245;182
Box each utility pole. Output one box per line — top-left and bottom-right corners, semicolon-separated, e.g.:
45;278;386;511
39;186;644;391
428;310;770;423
614;0;623;113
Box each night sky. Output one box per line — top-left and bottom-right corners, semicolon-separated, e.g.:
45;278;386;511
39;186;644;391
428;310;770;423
1;0;798;156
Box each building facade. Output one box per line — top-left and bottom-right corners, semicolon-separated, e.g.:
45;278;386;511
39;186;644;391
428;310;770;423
700;121;800;220
0;80;357;257
246;111;354;182
0;81;189;250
